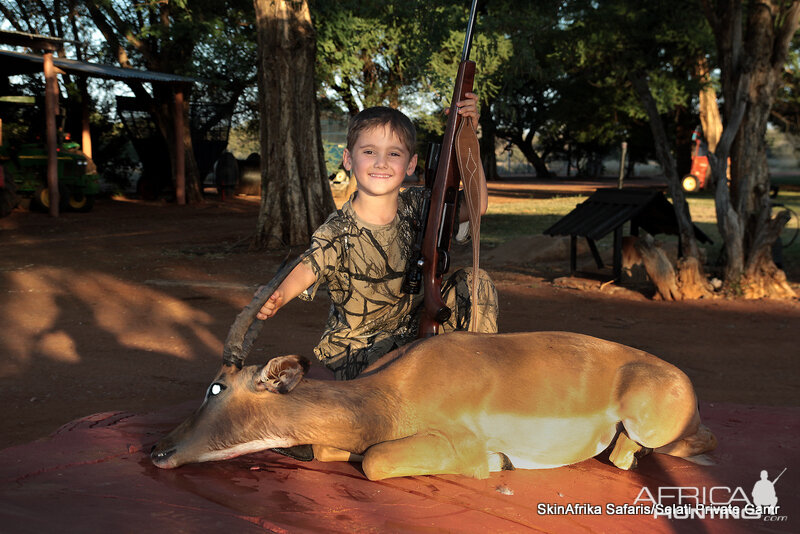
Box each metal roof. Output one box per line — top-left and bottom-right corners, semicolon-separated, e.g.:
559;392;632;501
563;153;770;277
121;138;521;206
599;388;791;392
0;49;197;85
0;29;64;51
544;188;712;243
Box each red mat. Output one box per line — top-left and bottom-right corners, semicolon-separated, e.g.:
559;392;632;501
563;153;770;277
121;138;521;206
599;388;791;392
1;402;797;533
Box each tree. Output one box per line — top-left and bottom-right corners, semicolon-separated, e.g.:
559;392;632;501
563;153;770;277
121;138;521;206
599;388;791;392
78;0;258;204
771;34;800;150
252;0;336;248
563;0;714;298
701;0;799;298
2;1;256;200
477;0;563;178
314;0;418;115
312;0;511;180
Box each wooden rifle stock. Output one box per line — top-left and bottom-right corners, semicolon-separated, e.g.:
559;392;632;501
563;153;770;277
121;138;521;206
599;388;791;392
418;60;476;337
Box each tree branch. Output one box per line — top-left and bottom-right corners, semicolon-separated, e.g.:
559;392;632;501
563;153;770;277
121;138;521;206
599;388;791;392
85;3;133;69
699;0;718;31
0;4;25;31
773;2;800;70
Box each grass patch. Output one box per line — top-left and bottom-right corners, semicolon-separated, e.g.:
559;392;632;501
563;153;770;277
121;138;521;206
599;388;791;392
481;189;800;278
482;195;586;246
681;191;800;269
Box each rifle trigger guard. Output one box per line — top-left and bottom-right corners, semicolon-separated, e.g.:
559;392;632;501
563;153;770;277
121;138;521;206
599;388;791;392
437;249;450;275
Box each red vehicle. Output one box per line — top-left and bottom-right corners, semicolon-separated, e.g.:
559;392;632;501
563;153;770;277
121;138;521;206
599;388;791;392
682;128;730;192
682;129;709;192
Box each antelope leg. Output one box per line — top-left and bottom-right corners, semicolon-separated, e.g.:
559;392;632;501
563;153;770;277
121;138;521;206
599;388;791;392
312;444;363;463
362;429;488;481
608;430;647;470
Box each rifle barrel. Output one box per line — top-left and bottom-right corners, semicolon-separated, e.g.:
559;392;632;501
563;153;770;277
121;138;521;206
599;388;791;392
461;0;479;62
773;467;787;484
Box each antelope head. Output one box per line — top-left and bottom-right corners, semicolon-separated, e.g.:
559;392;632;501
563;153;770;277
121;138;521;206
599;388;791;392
151;254;310;469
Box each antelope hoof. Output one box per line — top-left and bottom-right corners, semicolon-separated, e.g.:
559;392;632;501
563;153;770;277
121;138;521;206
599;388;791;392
609;432;643;470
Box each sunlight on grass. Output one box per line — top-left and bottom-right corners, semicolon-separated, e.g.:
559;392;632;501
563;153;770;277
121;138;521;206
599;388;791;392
481;190;800;275
482;196;586;246
685;191;800;268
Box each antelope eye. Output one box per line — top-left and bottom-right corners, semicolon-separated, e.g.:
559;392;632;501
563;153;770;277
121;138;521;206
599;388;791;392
208;383;226;397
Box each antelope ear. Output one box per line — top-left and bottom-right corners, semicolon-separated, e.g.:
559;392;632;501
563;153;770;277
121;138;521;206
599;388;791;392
255;355;310;393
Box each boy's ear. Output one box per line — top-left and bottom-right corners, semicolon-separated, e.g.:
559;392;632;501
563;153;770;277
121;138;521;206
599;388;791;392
343;149;352;171
406;153;418;176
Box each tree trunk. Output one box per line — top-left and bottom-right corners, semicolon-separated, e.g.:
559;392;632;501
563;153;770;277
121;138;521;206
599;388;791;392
629;72;712;299
702;0;799;298
634;234;681;301
253;0;336;249
151;85;204;204
85;3;204;204
697;58;723;153
513;131;550;178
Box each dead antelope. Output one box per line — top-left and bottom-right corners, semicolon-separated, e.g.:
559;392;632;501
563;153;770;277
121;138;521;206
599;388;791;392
151;257;716;480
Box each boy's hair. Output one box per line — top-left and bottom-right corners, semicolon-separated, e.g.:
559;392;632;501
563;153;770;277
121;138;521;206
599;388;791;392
347;106;416;156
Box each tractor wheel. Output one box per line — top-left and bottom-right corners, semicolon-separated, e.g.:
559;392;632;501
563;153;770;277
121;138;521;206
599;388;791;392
67;190;95;212
31;187;51;212
31;186;68;212
682;174;699;193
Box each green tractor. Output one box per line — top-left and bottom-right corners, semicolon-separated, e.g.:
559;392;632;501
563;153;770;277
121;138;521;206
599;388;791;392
0;136;99;212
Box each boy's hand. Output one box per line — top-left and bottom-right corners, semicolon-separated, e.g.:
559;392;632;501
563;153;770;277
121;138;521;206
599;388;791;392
446;92;480;123
252;261;315;321
256;289;284;320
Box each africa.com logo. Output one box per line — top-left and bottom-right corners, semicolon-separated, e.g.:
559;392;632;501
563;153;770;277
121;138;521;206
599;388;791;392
633;468;788;521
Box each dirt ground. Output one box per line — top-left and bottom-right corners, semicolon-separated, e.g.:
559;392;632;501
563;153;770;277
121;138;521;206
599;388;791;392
1;185;798;450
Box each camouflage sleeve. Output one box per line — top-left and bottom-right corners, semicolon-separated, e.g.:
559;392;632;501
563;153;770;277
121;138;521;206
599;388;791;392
399;186;426;220
298;218;342;301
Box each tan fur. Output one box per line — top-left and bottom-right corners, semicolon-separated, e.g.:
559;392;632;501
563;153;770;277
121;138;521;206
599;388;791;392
152;331;716;480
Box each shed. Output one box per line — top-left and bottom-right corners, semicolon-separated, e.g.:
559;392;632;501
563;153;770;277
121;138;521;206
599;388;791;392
544;188;712;280
0;31;198;213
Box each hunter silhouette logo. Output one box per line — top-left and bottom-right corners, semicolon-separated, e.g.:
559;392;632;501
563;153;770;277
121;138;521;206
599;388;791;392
634;467;790;521
752;468;786;515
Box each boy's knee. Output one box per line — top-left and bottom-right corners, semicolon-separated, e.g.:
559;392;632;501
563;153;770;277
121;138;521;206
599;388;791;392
442;268;499;333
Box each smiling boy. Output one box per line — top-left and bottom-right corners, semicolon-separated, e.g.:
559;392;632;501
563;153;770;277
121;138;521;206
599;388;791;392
258;95;498;380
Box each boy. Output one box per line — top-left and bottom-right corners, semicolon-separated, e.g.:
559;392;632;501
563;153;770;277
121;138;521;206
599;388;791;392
258;94;498;380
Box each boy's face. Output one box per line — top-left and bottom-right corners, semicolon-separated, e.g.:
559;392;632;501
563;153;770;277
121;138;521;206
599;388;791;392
343;125;417;200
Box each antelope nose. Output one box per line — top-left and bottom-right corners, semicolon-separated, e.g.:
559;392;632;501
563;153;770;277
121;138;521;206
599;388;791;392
150;442;177;466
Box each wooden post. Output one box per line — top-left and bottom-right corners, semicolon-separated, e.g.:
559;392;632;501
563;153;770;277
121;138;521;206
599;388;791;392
44;51;59;217
0;118;4;188
174;86;186;205
570;235;577;274
613;227;623;281
79;79;92;159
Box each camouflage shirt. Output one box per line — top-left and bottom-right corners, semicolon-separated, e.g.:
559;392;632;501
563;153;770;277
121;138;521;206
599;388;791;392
299;187;425;375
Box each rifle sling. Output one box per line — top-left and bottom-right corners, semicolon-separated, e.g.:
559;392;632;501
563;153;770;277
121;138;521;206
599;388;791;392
455;117;483;332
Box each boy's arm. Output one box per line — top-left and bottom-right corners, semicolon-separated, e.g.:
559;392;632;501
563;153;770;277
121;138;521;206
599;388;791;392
256;261;317;320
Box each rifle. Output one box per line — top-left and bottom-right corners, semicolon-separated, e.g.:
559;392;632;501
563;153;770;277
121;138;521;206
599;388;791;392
405;0;482;337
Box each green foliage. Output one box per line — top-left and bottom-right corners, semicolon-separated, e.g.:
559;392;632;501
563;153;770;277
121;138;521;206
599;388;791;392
772;33;800;155
554;0;712;165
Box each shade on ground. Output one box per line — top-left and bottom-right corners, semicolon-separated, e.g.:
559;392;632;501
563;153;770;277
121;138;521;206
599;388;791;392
1;402;796;533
